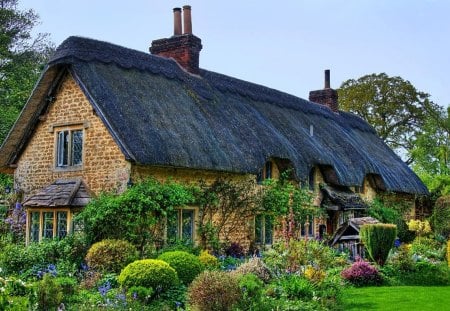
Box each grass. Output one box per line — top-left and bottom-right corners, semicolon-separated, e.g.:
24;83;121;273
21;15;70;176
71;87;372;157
341;286;450;310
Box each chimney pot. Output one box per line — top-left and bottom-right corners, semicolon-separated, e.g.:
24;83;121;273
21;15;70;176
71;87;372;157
309;69;339;112
324;69;330;89
173;8;182;36
183;5;192;34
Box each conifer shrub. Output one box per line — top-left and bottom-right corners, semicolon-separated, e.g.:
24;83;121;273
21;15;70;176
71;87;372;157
341;259;382;286
85;239;138;273
158;251;204;284
360;223;397;266
198;250;220;270
187;271;240;311
118;259;178;292
448;240;450;267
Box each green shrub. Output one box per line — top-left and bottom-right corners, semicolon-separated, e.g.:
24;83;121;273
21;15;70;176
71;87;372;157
448;240;450;267
85;239;138;273
198;250;219;270
127;286;154;303
236;273;264;310
276;274;315;300
360;223;397;265
5;277;27;296
233;256;272;283
382;261;450;286
187;271;240;311
32;274;63;311
118;259;178;292
54;276;77;296
410;237;445;260
158;251;204;284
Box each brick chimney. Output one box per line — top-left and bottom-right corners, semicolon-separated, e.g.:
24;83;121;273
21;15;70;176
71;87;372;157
150;5;203;74
309;69;339;112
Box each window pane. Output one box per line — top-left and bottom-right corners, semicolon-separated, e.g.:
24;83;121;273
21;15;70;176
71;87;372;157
265;215;273;245
57;131;69;167
167;210;178;242
43;212;54;239
308;216;314;236
57;211;68;239
71;130;83;166
265;162;272;179
181;210;194;241
30;212;40;242
255;214;262;244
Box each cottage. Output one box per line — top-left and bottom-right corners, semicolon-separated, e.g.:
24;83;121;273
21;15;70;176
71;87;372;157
0;6;427;247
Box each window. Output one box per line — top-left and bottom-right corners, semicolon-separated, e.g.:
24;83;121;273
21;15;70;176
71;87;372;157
257;161;274;184
167;209;195;242
30;212;40;242
301;215;314;237
255;214;273;246
309;168;315;191
56;129;83;167
28;210;70;243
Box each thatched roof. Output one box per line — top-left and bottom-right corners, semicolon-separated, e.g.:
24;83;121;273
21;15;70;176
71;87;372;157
23;179;91;207
321;184;367;210
0;36;428;195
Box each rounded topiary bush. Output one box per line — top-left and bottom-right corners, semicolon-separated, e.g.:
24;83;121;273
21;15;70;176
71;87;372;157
158;251;204;284
187;271;241;311
198;250;220;270
118;259;178;291
85;239;138;273
341;259;383;286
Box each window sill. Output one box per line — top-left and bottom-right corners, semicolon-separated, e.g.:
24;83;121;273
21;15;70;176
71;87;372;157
53;166;83;173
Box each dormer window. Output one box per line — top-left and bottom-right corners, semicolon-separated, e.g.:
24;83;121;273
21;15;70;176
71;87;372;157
257;161;274;184
56;129;83;167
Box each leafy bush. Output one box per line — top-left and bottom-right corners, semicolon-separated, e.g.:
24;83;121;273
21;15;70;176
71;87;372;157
198;250;219;270
54;276;77;296
410;237;445;260
158;251;204;284
236;273;264;310
304;265;326;284
431;196;450;237
187;270;240;311
263;239;340;275
275;274;315;300
382;261;450;286
85;239;138;273
341;259;382;286
233;256;272;283
127;286;154;303
0;235;88;278
76;179;196;255
31;274;63;311
387;244;415;272
360;223;397;266
118;259;178;292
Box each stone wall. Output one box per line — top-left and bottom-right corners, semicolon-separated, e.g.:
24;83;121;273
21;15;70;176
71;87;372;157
15;74;130;197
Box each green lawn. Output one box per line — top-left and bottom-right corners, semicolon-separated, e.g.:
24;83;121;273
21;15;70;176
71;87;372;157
341;286;450;311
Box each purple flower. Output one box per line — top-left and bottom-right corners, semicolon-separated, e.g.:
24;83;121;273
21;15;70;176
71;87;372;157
98;281;111;297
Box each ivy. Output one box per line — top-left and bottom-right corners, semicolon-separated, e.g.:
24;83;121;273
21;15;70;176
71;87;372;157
262;171;322;241
75;178;196;256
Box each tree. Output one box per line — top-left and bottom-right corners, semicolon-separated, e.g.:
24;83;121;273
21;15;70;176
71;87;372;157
411;106;450;197
338;73;440;163
0;0;54;145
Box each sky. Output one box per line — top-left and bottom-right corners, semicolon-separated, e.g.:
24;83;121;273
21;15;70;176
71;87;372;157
19;0;450;107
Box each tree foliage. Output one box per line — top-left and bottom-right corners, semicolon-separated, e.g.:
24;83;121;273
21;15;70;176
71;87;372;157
411;106;450;197
338;73;440;163
0;0;54;145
